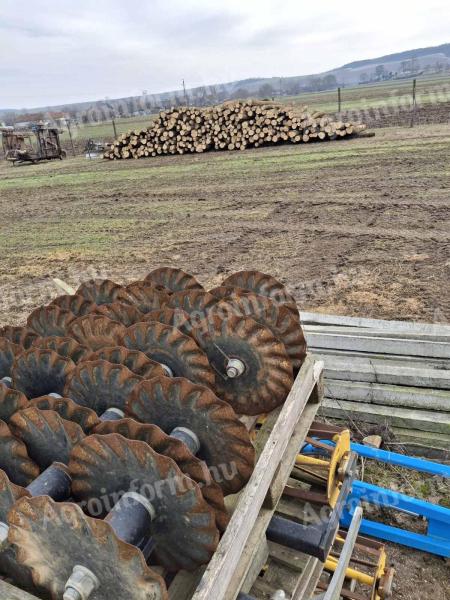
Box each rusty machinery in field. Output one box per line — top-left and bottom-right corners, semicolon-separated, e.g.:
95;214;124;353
1;125;67;165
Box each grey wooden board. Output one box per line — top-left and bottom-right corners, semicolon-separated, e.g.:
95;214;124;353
321;398;450;434
304;324;450;342
306;332;450;359
324;379;450;411
312;348;450;369
321;356;450;389
0;580;40;600
300;311;450;336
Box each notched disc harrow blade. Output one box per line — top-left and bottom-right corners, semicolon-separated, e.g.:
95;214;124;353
11;348;75;399
166;290;217;319
92;301;144;327
86;346;166;380
145;267;204;293
123;281;169;314
8;496;168;600
0;326;38;350
215;291;307;369
127;376;255;495
120;322;215;389
0;338;21;379
93;418;229;531
142;308;194;338
32;335;90;364
30;396;100;434
68;434;219;571
64;360;142;414
0;385;28;424
9;407;85;470
0;420;39;486
221;270;299;318
193;314;293;415
0;470;36;594
50;294;94;317
76;279;130;305
27;305;76;338
67;315;126;351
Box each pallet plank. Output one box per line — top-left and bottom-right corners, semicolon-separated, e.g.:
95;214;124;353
324;379;450;411
0;580;40;600
300;312;450;336
321;398;450;434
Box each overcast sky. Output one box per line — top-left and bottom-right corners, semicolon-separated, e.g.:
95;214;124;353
1;0;449;109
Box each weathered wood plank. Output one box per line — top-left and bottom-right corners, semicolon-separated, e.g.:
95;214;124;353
300;311;450;336
0;580;40;600
321;398;450;434
306;332;450;359
313;348;450;369
304;324;450;342
324;379;450;411
191;355;323;600
321;356;450;389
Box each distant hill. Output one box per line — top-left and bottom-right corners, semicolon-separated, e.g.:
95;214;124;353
1;42;449;122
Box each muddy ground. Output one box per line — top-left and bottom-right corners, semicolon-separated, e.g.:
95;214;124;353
0;124;449;598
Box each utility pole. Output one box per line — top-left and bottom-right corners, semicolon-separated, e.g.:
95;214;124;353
106;101;117;138
338;87;342;113
182;79;188;106
410;78;417;128
279;78;282;97
66;120;76;157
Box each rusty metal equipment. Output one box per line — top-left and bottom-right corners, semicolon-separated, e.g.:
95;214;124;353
7;433;220;598
2;126;66;165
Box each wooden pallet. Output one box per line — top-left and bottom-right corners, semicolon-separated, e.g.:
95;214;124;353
0;354;324;600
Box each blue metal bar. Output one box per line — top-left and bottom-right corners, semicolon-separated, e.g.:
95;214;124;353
342;481;450;558
301;440;450;478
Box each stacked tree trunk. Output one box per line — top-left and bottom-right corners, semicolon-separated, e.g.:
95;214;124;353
103;100;368;159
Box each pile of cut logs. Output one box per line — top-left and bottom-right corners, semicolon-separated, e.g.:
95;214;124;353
103;100;368;159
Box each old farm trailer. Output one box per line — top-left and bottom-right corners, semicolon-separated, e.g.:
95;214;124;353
2;125;66;165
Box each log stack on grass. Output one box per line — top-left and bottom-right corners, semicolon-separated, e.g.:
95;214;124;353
103;100;368;159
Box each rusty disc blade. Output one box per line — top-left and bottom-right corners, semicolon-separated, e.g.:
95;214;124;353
123;281;169;314
92;301;144;327
0;470;36;594
0;420;39;486
192;313;293;415
0;338;21;379
127;376;255;495
64;360;142;414
76;279;130;305
166;290;217;321
94;418;229;531
11;349;75;399
32;335;90;363
208;285;251;300
141;307;194;338
85;346;166;380
0;385;28;424
67;315;126;350
0;326;38;350
27;305;76;338
145;267;204;293
221;270;299;318
68;433;219;571
29;396;100;434
9;407;85;470
214;291;307;369
8;496;168;600
120;322;215;389
50;294;94;317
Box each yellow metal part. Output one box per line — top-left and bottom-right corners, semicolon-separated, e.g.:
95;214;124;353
296;430;351;508
326;537;390;600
